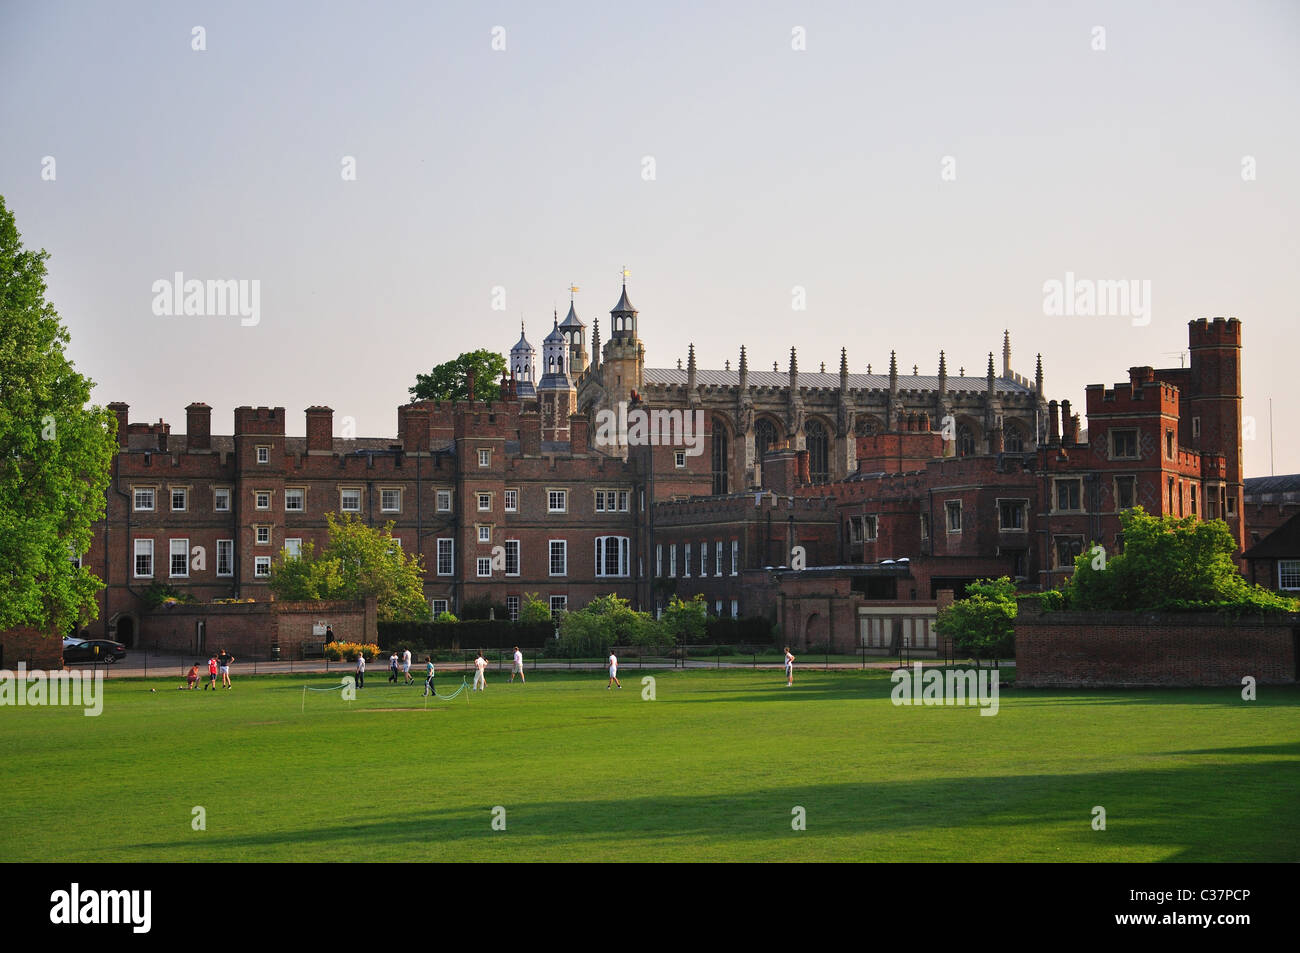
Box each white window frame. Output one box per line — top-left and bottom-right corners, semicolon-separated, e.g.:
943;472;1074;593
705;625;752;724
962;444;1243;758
381;487;402;513
214;487;231;512
864;515;878;541
431;599;449;617
684;543;692;577
731;539;738;576
133;486;156;512
548;489;568;513
1278;560;1300;591
618;490;629;512
284;538;303;559
595;490;606;512
437;538;454;576
477;557;492;578
285;487;305;512
254;556;271;577
255;524;271;545
549;595;568;617
549;539;567;577
715;541;723;576
595;536;631;578
669;544;677;578
504;488;518;512
506;595;520;621
478;525;491;543
169;538;189;578
478;448;491;468
256;445;270;464
340;488;362;512
255;490;272;511
134;539;154;578
700;541;708;577
436;489;452;512
656;544;662;577
216;539;234;577
170;487;188;512
675;450;687;468
477;492;492;512
505;539;520;577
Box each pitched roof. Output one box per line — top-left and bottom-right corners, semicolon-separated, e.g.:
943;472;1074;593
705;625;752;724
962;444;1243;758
1243;510;1300;559
642;368;1035;394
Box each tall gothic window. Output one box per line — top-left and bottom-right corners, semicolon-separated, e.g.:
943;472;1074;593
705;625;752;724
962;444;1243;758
1005;423;1025;452
958;423;976;457
806;420;829;484
711;418;729;495
755;418;779;460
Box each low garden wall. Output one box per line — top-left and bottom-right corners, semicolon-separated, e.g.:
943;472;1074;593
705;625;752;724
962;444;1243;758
1015;599;1299;687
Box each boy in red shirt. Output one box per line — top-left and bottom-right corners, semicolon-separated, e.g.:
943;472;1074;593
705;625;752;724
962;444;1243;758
205;656;218;690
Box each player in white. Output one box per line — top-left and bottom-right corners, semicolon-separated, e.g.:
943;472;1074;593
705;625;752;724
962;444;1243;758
510;645;525;683
607;652;621;690
402;647;413;684
784;646;796;686
473;651;488;691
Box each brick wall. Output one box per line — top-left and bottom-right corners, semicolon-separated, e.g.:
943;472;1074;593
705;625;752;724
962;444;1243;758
142;598;376;659
1016;600;1298;687
0;626;64;669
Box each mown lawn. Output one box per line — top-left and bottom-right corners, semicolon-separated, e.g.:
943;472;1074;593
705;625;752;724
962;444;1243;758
2;669;1296;862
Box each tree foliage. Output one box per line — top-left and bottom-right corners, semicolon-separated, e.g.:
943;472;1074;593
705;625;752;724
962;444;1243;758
1060;507;1297;613
518;592;553;625
553;593;665;657
268;513;429;622
660;593;708;644
409;349;507;402
934;576;1017;664
0;195;117;633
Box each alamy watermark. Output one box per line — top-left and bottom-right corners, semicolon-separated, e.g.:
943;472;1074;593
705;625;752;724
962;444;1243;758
890;662;999;716
0;663;103;716
1042;272;1150;327
151;272;260;327
593;402;706;456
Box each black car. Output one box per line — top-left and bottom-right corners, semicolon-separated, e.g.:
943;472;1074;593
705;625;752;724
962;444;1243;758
63;640;127;664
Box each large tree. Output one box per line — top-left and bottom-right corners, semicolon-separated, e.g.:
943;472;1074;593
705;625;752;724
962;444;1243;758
1060;507;1296;613
0;195;117;634
268;513;429;622
409;349;507;402
934;576;1017;666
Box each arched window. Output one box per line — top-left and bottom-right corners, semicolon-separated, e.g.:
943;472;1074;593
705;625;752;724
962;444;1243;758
1005;424;1025;453
711;418;730;495
755;418;779;459
958;423;976;457
856;416;880;437
806;420;829;484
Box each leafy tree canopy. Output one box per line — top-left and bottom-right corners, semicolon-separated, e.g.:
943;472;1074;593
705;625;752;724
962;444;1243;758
934;576;1017;664
0;194;117;633
661;593;708;644
409;349;507;402
269;513;429;622
519;592;553;625
1060;507;1297;613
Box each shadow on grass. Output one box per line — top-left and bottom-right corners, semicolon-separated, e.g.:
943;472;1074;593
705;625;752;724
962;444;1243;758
129;758;1300;862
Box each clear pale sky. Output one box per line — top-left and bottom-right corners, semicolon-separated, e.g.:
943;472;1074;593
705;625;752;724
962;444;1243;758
2;1;1296;476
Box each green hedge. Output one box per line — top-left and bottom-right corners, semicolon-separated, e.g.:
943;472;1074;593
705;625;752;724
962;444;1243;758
377;619;555;651
704;615;775;646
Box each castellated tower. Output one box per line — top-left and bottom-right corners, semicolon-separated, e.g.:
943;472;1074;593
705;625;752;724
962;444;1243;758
537;313;576;442
601;279;644;410
1187;316;1244;547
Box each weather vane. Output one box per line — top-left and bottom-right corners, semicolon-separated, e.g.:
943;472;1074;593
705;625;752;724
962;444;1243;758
568;283;579;299
620;265;630;281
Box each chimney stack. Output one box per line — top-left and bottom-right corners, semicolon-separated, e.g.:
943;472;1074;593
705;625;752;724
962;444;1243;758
185;402;211;450
305;406;334;452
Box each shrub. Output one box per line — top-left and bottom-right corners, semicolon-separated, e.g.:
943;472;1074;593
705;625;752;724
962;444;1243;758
935;577;1017;664
324;641;381;661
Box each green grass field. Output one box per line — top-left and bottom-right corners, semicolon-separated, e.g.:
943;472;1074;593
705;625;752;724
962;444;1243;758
3;669;1297;862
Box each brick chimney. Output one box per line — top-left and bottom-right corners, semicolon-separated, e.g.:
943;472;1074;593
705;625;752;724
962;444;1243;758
465;368;476;403
185;402;211;450
1048;400;1061;444
156;420;170;452
762;448;799;496
107;402;129;449
305;406;334;452
520;413;542;456
569;413;589;451
1129;366;1155;395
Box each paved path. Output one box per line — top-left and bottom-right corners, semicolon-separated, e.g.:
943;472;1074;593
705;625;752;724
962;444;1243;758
67;653;1014;679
